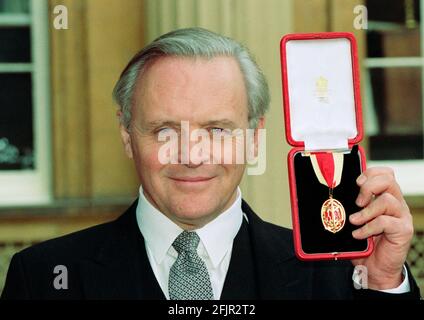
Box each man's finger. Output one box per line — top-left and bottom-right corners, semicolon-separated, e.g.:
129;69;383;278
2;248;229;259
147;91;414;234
356;173;404;207
350;192;404;225
352;215;399;239
356;166;395;186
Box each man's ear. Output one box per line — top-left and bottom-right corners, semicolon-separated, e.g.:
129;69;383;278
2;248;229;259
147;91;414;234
256;117;265;131
117;111;133;159
255;117;265;142
253;117;265;155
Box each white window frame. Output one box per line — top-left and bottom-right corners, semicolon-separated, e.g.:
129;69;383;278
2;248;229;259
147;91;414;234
0;0;51;205
364;0;424;196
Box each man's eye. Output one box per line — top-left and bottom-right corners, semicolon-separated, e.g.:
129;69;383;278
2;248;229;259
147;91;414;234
210;127;232;135
156;127;173;134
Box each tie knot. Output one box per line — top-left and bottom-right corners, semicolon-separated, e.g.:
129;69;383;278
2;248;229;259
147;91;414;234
172;231;200;254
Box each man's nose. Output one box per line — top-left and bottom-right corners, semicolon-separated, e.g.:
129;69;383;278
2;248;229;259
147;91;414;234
178;128;211;167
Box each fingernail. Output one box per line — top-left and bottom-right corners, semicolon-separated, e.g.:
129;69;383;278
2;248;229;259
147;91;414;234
356;195;364;206
350;212;360;222
352;229;360;238
356;175;367;186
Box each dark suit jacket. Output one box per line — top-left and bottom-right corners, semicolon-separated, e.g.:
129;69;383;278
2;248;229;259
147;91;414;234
1;199;421;299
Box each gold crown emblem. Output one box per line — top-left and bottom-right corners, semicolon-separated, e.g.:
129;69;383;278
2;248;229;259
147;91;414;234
315;76;329;102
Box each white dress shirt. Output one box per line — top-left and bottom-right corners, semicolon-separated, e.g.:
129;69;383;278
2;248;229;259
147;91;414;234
136;186;410;298
352;265;410;293
136;186;243;300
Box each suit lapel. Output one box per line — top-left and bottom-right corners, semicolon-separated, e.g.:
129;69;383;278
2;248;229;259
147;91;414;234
78;201;166;299
78;198;312;299
241;200;313;299
220;219;258;299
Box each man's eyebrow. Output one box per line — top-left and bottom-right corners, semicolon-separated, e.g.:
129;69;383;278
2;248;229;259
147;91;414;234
144;120;182;130
143;119;239;130
200;119;239;128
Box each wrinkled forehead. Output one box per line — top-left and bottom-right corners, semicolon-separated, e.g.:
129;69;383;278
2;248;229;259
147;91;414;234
132;56;249;126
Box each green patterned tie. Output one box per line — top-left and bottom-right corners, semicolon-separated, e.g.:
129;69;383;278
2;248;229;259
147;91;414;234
168;231;214;300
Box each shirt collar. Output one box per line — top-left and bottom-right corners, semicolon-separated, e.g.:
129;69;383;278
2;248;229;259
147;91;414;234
136;186;243;268
195;190;242;268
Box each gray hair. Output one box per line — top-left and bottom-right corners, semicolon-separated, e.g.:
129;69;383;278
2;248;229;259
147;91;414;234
112;27;270;129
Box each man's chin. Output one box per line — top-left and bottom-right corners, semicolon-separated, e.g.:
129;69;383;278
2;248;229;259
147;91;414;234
171;205;221;228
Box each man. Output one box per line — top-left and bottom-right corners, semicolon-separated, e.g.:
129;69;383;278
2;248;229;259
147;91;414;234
1;27;420;299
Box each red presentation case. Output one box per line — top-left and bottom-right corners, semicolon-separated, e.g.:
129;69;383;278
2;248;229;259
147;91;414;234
280;32;374;261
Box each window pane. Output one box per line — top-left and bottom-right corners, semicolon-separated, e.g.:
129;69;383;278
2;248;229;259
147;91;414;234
0;27;31;62
366;0;420;57
0;73;33;170
366;67;423;160
0;0;29;13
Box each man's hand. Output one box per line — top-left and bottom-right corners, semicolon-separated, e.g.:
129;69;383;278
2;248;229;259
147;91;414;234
350;167;414;290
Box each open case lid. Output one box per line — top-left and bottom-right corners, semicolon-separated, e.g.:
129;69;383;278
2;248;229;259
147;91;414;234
280;32;364;152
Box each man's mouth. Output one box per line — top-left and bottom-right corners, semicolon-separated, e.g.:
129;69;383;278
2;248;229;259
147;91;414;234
170;176;215;183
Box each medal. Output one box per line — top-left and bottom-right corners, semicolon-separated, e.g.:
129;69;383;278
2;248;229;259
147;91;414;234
310;152;345;233
321;188;346;233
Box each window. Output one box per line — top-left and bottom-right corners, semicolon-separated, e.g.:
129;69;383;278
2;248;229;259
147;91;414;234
0;0;51;205
365;0;424;195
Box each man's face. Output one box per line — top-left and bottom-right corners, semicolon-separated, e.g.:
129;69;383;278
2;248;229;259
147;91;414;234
120;56;258;229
